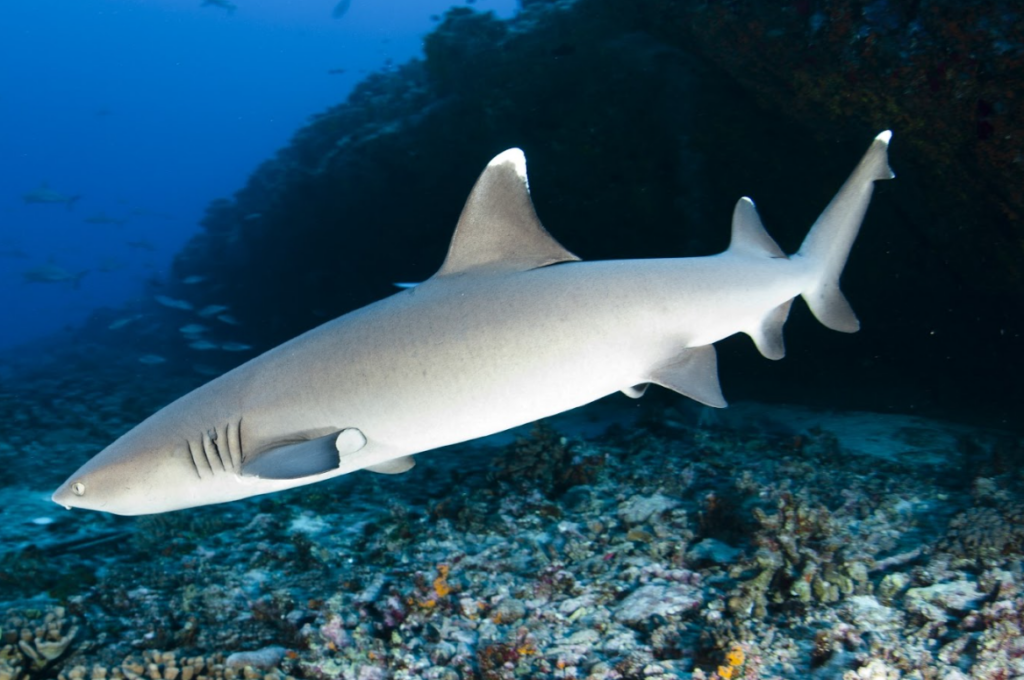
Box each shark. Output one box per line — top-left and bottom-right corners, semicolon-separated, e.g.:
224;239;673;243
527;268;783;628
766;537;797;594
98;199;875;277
22;263;88;289
23;183;80;209
84;212;128;227
52;132;894;515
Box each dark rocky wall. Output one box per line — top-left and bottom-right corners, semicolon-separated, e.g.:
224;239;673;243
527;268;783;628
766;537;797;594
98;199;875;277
168;0;1024;427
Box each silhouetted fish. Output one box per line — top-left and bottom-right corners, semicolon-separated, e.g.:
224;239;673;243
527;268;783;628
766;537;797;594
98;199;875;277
201;0;236;14
22;263;87;288
23;183;80;210
126;240;158;252
155;295;194;311
198;304;229;317
84;212;127;226
108;315;143;330
332;0;351;19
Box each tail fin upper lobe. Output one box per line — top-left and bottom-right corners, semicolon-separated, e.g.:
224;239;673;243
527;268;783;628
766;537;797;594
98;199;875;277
795;131;894;332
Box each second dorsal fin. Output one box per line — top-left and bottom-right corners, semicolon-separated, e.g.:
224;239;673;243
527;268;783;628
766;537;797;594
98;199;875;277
434;149;579;277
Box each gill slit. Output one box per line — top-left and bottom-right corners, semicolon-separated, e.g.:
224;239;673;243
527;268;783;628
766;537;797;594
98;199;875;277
203;428;227;473
229;417;244;470
186;439;203;480
191;419;245;479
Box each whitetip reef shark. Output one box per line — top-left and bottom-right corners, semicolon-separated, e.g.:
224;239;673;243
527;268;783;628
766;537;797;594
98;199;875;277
53;132;894;515
23;183;80;210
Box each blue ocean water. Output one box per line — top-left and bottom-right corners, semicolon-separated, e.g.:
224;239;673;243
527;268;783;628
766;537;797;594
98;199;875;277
1;2;1022;678
0;0;514;351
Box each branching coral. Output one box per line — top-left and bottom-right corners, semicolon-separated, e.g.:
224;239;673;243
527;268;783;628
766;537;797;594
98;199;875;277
1;605;79;680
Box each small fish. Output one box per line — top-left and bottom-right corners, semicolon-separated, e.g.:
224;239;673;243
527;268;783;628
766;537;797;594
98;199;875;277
201;0;236;13
192;364;222;377
393;282;420;290
331;0;351;19
23;183;80;209
129;208;175;220
243;213;262;221
189;340;219;351
179;324;208;335
182;275;207;284
155;295;194;311
126;240;158;252
108;314;142;330
137;354;167;365
98;257;128;273
22;263;88;288
221;342;252;352
198;304;229;317
84;212;127;226
216;314;241;325
327;68;347;76
29;517;56;526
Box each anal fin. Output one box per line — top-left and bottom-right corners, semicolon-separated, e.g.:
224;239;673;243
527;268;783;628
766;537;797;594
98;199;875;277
649;345;727;408
749;299;792;360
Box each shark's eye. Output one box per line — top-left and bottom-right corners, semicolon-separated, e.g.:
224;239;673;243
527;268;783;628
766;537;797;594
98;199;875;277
71;482;86;496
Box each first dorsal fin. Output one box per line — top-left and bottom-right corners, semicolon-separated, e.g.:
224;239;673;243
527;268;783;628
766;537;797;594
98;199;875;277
434;149;580;277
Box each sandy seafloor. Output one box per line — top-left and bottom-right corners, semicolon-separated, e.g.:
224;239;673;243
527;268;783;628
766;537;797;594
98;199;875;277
1;356;1022;680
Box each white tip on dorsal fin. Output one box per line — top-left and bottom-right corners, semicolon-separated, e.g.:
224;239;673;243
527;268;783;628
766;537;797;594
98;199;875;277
727;198;786;258
434;149;580;277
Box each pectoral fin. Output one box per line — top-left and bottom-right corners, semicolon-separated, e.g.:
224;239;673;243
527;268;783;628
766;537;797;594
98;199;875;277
364;456;416;474
621;384;649;399
242;427;367;480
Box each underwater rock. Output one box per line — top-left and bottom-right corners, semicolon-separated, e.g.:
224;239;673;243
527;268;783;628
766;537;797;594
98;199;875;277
840;594;904;632
225;645;287;669
154;0;1024;424
617;493;680;526
905;580;984;618
685;538;742;566
613;583;703;627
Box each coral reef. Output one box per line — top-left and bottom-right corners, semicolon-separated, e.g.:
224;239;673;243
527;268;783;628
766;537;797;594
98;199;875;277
3;382;1022;679
1;606;80;680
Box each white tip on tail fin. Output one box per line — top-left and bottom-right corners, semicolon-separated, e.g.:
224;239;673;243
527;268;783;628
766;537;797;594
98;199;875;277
796;131;894;333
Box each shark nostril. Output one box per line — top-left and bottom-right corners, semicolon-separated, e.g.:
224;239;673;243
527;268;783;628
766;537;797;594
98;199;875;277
71;482;86;496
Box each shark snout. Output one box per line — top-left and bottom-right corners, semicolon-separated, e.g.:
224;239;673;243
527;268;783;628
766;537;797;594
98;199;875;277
51;477;87;510
52;481;75;510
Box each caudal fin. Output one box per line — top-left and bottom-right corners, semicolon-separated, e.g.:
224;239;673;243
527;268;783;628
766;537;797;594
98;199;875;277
795;131;894;332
